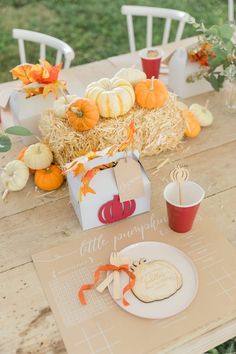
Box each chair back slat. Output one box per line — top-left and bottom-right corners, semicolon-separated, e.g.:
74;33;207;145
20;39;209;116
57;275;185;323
228;0;234;22
163;18;172;45
18;38;26;63
146;16;153;48
13;29;75;68
56;50;63;65
175;20;186;42
40;43;46;60
127;14;136;52
121;5;190;52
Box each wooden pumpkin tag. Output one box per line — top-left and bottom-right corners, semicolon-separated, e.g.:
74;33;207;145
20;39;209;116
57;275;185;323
114;158;144;202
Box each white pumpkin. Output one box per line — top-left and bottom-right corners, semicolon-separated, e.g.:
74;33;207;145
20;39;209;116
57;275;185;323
0;160;29;191
23;143;53;170
114;67;146;86
189;103;214;127
85;77;135;118
53;95;78;118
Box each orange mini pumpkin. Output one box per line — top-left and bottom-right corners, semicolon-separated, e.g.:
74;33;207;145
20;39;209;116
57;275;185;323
135;76;168;109
18;147;35;174
66;98;99;132
34;164;64;191
182;110;201;138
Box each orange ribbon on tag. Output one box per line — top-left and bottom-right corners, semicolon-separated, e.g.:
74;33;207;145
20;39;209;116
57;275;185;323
78;264;136;306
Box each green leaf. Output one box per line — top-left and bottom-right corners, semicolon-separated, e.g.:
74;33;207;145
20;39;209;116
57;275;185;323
206;349;220;354
205;73;225;91
219;24;234;40
225;41;234;52
5;126;32;136
0;135;12;152
208;47;228;69
208;25;220;36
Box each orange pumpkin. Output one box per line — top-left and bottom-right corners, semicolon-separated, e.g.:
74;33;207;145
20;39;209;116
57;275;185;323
66;98;99;132
135;76;168;109
18;147;35;174
34;164;64;191
182;110;201;138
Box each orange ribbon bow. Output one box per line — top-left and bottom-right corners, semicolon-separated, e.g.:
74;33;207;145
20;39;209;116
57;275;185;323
78;264;136;306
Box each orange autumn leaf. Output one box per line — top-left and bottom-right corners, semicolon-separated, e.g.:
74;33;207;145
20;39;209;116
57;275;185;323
79;167;100;201
118;121;135;151
23;86;44;98
10;64;33;85
30;60;62;84
42;80;66;97
72;163;85;177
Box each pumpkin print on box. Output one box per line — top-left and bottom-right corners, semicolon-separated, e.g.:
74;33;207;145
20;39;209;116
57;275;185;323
85;78;135;118
135;76;168;109
98;195;136;224
66;98;99;132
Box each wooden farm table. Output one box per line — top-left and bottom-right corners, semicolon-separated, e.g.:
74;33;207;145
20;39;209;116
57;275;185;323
1;37;236;354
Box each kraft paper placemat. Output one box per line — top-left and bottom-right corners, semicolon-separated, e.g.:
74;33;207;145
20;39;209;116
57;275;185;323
33;212;236;354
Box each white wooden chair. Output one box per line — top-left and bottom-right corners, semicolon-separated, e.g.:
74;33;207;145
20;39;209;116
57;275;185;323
121;5;191;52
12;28;75;69
228;0;235;22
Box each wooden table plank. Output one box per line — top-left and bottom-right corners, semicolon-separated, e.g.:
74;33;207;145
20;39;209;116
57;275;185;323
1;140;236;273
1;186;235;354
1;35;236;354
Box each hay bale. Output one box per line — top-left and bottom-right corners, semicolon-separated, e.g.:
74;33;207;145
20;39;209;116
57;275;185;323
39;92;184;167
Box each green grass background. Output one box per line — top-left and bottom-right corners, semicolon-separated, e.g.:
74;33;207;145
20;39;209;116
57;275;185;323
0;1;236;352
0;0;232;83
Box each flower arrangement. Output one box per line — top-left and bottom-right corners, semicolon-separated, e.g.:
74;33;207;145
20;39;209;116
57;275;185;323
187;18;236;91
0;60;67;153
10;59;66;97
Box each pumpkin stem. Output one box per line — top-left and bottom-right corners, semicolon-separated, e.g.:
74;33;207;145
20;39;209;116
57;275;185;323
71;107;84;117
45;167;52;174
150;76;155;91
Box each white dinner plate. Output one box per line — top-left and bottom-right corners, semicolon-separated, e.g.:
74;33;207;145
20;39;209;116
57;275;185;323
108;241;198;319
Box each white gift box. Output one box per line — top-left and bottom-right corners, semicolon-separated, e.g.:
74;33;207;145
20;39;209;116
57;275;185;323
67;150;151;230
168;47;213;98
9;90;54;145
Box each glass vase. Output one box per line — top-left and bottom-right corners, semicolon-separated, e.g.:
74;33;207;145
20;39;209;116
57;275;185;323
224;80;236;113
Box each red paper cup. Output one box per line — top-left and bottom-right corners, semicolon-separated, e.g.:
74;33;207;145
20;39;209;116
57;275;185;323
139;47;164;79
163;181;205;233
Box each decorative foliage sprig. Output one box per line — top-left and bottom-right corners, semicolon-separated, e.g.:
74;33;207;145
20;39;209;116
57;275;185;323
188;17;236;91
0;126;33;153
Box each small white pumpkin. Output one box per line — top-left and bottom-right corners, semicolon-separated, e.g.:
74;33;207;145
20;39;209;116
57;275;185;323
0;160;29;191
53;95;78;118
189;103;214;127
114;67;146;86
85;77;135;118
23;143;53;170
